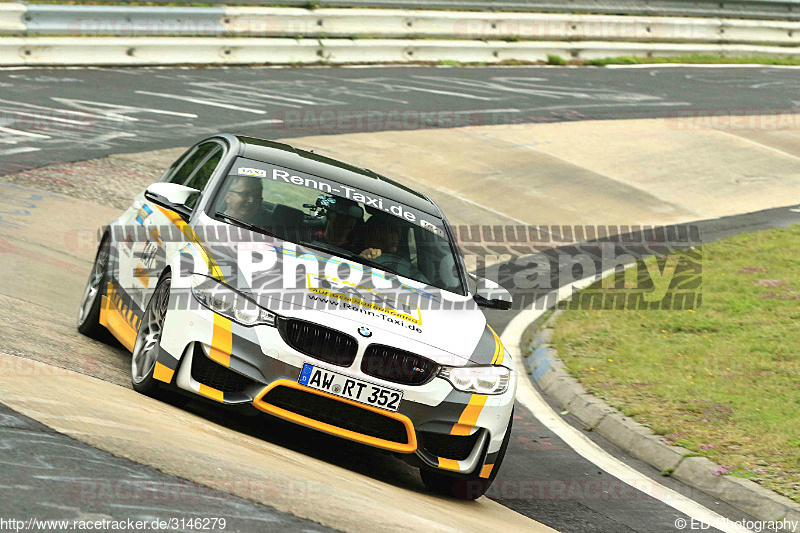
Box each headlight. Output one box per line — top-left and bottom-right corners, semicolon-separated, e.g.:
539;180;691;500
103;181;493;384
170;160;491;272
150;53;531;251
191;274;276;327
438;365;510;395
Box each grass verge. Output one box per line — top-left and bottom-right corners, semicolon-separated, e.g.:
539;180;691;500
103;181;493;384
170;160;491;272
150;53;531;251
552;225;800;502
585;54;800;66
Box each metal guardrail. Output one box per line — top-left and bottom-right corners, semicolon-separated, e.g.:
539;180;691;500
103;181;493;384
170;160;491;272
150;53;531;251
17;0;800;21
3;36;800;66
1;3;798;65
22;5;227;36
5;4;800;43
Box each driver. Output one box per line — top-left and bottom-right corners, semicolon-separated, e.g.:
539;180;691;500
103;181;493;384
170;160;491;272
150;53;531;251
222;176;266;224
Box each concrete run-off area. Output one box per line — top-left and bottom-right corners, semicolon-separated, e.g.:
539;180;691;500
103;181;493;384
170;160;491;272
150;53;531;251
1;114;798;531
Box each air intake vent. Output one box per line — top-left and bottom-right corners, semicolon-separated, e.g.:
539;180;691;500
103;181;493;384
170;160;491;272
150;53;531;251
278;319;358;367
419;430;482;461
191;344;256;394
262;385;410;444
361;345;438;385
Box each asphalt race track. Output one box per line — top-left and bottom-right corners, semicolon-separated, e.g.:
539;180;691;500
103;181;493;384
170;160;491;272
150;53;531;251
0;403;334;532
1;65;799;533
2;66;800;175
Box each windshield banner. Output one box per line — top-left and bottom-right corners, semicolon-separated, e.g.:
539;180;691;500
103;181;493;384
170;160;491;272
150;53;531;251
233;158;446;238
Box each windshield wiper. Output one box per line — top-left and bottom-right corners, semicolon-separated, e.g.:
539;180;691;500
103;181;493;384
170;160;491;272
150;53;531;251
297;239;404;278
214;212;280;239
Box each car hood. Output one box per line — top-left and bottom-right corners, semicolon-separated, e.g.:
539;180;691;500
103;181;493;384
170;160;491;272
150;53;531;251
198;225;487;363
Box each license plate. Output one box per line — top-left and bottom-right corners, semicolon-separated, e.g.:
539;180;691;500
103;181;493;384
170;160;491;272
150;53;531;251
298;364;403;412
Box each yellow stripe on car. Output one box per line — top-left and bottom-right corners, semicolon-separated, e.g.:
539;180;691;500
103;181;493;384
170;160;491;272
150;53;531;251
451;394;488;436
153;362;175;384
208;313;232;367
437;457;461;471
155;205;225;281
489;326;504;365
99;283;137;352
198;384;224;402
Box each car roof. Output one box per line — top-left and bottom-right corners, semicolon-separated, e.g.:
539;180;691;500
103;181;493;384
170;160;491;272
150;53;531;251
233;135;442;217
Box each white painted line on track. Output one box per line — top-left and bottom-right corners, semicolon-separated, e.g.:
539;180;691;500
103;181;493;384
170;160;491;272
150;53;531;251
709;128;800;162
251;92;318;107
501;274;753;533
0;99;144;123
392;84;497;101
452;108;522;114
0;126;51;139
0;146;41;156
0;110;92;126
89;132;138;143
523;102;692;112
190;83;320;107
135;91;268;115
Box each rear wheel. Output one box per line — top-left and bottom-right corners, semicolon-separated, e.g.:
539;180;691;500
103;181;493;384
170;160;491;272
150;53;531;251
77;236;109;339
131;273;171;397
421;408;514;500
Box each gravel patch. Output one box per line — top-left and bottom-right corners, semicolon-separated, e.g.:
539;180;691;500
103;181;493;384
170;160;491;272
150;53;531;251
1;148;186;210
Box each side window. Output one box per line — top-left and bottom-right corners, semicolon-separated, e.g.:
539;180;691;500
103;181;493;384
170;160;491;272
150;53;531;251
407;227;419;267
184;147;224;210
186;147;222;192
167;142;217;185
159;146;193;182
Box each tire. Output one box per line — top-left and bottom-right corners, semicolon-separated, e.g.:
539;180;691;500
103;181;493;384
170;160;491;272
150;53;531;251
131;273;171;397
420;408;514;500
77;235;110;339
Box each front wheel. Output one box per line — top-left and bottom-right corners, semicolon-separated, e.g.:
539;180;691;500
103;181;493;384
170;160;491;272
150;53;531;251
421;408;514;500
131;273;171;397
77;236;109;339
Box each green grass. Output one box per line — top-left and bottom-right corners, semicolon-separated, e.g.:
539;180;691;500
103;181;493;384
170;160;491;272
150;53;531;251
585;53;800;66
437;60;466;67
547;54;567;66
551;225;800;502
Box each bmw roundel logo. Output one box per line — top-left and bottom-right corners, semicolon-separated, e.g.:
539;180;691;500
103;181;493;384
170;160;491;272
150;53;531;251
358;327;372;338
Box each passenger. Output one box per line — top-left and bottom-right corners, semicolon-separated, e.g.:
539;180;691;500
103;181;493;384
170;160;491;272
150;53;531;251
360;216;401;261
360;215;428;283
308;196;366;253
323;197;362;248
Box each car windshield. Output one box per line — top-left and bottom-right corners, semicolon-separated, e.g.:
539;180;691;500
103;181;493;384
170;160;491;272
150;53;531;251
210;163;465;294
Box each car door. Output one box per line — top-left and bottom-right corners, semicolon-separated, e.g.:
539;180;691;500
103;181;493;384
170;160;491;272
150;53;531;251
128;141;226;311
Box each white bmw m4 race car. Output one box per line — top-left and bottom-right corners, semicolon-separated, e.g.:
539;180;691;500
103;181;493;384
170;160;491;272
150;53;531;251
77;134;516;499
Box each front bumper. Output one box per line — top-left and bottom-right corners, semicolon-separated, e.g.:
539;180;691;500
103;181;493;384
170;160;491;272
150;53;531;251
156;301;516;476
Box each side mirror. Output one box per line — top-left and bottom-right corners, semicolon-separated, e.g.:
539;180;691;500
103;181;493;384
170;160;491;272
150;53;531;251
144;182;199;220
470;273;513;310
